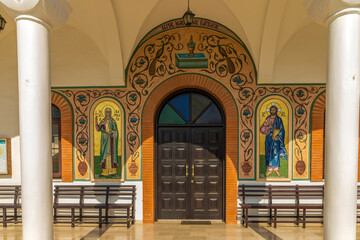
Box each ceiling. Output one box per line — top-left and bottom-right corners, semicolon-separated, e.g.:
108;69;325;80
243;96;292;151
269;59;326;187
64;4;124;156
0;0;328;85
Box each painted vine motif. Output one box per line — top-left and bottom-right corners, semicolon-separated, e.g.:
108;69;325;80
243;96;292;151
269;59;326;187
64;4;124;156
54;21;326;181
59;89;142;180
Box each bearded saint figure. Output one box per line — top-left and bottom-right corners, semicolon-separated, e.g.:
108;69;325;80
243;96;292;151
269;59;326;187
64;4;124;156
260;105;287;177
95;108;118;176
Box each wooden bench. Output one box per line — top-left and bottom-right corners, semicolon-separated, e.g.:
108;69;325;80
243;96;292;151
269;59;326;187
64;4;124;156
0;185;21;227
238;184;324;228
53;185;136;228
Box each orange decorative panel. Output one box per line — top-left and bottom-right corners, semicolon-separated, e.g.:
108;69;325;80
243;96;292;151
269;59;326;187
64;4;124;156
311;92;360;181
51;92;74;182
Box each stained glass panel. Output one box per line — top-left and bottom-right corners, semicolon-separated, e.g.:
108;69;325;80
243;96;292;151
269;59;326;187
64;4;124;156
191;93;212;121
195;103;222;124
159;104;186;124
169;93;190;121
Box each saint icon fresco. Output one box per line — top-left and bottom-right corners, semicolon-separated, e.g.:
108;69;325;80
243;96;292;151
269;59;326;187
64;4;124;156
259;103;287;178
95;107;119;176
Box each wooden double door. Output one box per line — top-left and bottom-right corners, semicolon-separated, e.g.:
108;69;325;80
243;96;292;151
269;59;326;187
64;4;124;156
157;127;224;220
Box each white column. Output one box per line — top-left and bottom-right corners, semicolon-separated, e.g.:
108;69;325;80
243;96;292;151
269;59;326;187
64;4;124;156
0;1;71;239
17;17;53;240
324;12;360;240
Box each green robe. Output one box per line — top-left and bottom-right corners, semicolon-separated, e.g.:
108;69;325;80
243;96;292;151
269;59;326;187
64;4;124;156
96;117;119;166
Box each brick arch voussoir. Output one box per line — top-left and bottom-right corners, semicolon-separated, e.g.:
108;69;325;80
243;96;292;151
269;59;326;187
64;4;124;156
142;74;238;224
311;92;360;182
311;93;326;181
51;92;74;182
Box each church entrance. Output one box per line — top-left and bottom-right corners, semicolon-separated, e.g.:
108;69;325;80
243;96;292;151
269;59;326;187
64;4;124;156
156;90;225;220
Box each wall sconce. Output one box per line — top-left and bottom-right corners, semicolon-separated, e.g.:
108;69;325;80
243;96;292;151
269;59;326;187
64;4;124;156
182;0;195;27
0;15;6;32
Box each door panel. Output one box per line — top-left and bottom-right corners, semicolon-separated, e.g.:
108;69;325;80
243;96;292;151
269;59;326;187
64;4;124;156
157;128;190;219
157;127;223;220
191;127;223;219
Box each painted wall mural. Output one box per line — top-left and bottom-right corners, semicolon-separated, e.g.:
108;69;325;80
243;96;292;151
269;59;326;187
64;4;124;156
53;18;325;181
257;96;292;181
91;99;123;180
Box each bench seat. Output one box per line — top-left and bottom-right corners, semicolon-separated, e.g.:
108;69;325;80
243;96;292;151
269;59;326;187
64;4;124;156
53;185;136;228
239;184;324;228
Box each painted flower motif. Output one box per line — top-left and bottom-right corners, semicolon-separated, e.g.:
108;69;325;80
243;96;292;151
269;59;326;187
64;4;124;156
129;135;137;142
139;59;145;65
297;107;305;115
243;108;251;116
78;117;86;125
258;89;264;94
233;76;244;84
296;90;304;97
242;90;250;98
218;66;226;74
78;133;87;145
135;77;145;84
243;132;250;139
159;65;165;72
77;95;87;103
297;132;304;140
130;118;138;123
284;89;290;94
129;94;137;102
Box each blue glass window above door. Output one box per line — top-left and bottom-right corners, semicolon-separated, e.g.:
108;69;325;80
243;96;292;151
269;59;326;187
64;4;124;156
158;92;223;125
169;93;190;121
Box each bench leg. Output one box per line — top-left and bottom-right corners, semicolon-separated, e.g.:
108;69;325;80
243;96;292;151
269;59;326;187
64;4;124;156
127;208;130;228
296;208;299;226
132;205;135;224
303;209;306;228
241;208;245;226
71;208;75;228
3;208;7;227
245;209;248;228
269;208;272;226
273;209;277;228
14;207;18;224
79;208;83;223
53;208;57;223
105;208;109;224
99;208;102;228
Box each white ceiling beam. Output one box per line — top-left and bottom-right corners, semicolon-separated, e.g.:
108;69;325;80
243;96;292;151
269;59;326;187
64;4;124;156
95;0;124;85
258;0;287;83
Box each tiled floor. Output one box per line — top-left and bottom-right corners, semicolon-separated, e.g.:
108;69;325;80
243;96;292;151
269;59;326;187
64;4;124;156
0;221;356;240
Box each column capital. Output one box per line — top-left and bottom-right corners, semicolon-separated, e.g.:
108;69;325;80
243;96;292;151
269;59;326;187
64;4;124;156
0;0;72;29
304;0;360;25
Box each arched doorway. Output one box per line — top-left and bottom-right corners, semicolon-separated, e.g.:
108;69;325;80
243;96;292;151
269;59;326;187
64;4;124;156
156;89;225;220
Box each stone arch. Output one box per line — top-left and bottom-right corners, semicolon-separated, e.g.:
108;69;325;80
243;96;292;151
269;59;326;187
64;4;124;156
51;91;74;182
141;73;238;224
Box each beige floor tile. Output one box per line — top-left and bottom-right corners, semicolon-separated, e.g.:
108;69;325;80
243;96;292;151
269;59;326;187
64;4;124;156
3;221;360;239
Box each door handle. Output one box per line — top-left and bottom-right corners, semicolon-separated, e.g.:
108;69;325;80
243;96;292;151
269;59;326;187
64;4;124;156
186;164;188;177
192;164;195;178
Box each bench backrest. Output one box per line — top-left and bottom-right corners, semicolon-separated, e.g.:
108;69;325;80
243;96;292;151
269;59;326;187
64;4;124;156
0;185;21;206
54;185;136;205
238;184;324;205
